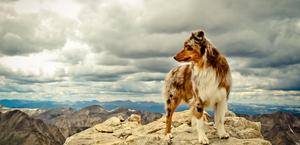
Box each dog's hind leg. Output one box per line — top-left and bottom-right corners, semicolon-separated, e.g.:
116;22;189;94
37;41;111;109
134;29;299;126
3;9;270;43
165;94;181;138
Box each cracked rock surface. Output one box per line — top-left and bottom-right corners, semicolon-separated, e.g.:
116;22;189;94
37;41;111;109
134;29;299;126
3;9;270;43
64;111;271;145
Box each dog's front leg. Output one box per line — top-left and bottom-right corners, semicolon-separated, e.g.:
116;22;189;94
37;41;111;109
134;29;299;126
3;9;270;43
215;98;229;139
193;115;209;144
191;106;209;145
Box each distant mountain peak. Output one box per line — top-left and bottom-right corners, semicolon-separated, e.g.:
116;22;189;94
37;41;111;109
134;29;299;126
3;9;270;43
78;105;107;115
0;110;65;145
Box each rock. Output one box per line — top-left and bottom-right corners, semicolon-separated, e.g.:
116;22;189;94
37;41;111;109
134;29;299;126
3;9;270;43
127;114;141;124
225;111;236;117
95;124;114;133
118;115;125;122
64;110;271;145
105;116;122;126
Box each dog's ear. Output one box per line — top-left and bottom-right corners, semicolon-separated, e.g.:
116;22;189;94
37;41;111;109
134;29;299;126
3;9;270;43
200;43;206;56
192;31;205;42
191;32;197;40
197;31;204;38
191;33;200;42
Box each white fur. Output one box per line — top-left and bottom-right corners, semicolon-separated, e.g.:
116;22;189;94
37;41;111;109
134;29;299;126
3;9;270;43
192;66;225;107
193;116;209;144
192;64;229;141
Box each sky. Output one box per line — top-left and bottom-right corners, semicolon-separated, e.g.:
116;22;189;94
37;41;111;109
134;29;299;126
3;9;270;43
0;0;299;105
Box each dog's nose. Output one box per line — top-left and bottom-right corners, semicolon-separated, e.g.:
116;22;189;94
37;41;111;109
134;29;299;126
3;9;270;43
173;56;176;60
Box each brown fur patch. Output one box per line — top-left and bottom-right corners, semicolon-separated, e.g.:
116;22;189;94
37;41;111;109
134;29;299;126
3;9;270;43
166;98;171;104
191;106;203;119
206;47;231;99
202;99;210;108
182;65;193;102
165;95;182;135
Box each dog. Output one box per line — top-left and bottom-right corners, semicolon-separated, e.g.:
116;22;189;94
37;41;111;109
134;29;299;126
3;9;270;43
163;30;231;144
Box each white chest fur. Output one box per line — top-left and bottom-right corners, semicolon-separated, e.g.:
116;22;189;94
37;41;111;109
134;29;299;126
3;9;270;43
192;66;226;107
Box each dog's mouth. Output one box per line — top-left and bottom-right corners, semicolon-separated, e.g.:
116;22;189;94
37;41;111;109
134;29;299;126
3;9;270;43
182;57;191;61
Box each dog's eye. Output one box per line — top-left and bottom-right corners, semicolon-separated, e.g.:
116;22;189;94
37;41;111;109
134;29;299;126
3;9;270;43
187;46;193;51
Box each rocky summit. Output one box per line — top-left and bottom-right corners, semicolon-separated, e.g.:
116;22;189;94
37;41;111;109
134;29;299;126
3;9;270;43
64;110;271;145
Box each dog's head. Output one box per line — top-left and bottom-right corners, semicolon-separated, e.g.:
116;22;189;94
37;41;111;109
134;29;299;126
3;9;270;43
173;30;207;62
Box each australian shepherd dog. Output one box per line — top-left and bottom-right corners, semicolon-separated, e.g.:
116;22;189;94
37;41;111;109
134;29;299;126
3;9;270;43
163;30;231;144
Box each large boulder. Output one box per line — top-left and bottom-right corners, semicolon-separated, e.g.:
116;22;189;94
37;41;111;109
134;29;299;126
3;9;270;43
64;110;271;145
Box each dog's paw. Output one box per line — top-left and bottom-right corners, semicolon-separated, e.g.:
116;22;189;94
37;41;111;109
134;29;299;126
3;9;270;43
205;122;214;126
164;133;173;145
218;131;229;139
198;134;209;145
165;133;173;140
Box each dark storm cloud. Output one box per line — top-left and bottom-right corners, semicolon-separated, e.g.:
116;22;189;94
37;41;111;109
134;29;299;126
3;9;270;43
141;0;300;34
0;5;75;55
140;0;300;68
68;64;139;82
0;64;64;85
73;73;123;82
77;0;300;68
96;52;131;66
0;85;33;93
236;64;300;90
77;0;189;59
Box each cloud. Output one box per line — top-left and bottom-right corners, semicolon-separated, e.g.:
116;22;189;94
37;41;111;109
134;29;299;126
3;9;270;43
123;72;166;82
132;57;177;73
0;0;18;3
0;4;75;55
0;84;33;93
0;0;299;105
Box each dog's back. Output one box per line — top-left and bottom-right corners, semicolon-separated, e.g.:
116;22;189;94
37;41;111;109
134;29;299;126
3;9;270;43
163;64;193;105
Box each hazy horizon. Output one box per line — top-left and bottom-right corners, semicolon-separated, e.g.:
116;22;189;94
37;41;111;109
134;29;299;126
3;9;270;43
0;0;299;106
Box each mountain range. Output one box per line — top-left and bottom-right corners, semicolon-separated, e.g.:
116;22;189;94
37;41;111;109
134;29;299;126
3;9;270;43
32;105;162;137
241;112;300;145
1;99;300;115
0;104;162;145
0;100;300;145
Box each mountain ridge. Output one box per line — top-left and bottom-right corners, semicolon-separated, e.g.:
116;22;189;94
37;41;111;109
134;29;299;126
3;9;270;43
33;105;163;137
1;103;300;145
1;99;300;115
0;110;65;145
241;111;300;145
